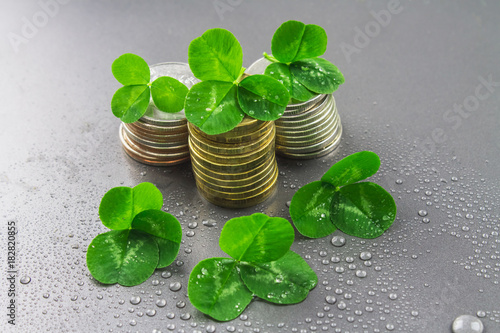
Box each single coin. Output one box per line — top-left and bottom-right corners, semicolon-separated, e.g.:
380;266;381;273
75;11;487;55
276;103;336;134
188;133;275;165
189;139;275;172
195;164;278;200
190;152;275;181
130;119;188;134
119;127;190;166
191;155;276;187
276;113;340;147
277;124;343;159
189;125;275;156
188;121;274;144
192;160;277;193
277;96;334;128
276;121;342;154
123;122;189;143
195;168;278;208
122;127;190;157
122;124;188;149
285;94;327;115
280;95;335;121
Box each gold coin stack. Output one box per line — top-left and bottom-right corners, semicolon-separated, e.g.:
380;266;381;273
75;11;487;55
246;58;343;159
188;117;278;208
119;62;198;166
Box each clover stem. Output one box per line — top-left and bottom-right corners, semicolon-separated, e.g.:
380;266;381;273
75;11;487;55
263;52;278;63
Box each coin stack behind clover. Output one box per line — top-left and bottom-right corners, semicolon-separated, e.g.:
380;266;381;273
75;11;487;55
119;62;199;166
247;58;342;159
188;118;278;208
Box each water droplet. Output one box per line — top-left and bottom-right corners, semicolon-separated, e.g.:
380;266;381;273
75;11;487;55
325;296;337;304
161;271;172;279
180;313;191;320
360;252;372;260
395;179;403;185
20;276;31;284
452;315;484;333
206;325;216;333
418;210;428;217
389;293;398;300
146;309;156;317
331;236;346;247
356;270;367;278
130;296;141;305
476;311;486;318
202;219;217;227
169;282;182;291
156;299;167;307
129;319;137;326
188;222;198;229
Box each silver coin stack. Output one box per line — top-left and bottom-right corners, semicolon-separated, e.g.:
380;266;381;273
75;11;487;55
119;62;199;166
246;58;342;159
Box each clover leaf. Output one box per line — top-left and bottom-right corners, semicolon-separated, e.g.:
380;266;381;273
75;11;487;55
87;229;159;286
263;20;344;102
271;20;327;63
239;251;318;304
289;151;397;239
87;183;182;286
188;213;317;321
98;182;163;230
188;28;243;82
188;258;252;322
111;53;188;123
186;29;289;135
219;213;294;263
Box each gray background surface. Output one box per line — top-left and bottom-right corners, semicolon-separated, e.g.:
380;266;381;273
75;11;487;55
1;1;499;332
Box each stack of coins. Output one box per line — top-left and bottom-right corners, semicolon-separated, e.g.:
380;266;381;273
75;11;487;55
119;62;198;166
188;117;278;208
247;58;343;159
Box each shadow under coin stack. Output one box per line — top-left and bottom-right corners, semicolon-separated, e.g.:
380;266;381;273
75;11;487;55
247;57;342;159
188;117;278;208
119;62;198;166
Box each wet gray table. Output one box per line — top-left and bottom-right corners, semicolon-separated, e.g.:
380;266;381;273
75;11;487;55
1;1;499;332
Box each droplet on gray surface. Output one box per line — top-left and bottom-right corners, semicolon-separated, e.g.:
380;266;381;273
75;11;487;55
156;299;167;308
331;236;346;247
325;296;337;304
169;282;182;291
452;315;484;333
161;271;172;279
355;270;367;278
20;276;31;284
359;252;372;260
418;210;428;217
146;309;156;317
130;296;141;305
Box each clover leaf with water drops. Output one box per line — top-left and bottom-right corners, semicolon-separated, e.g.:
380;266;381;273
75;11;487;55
111;53;188;123
185;28;289;135
289;151;397;239
263;20;345;102
86;183;182;286
188;213;317;321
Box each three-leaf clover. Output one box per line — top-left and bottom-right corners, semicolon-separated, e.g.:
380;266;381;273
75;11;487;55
289;151;397;239
185;28;290;135
111;53;188;123
263;20;345;102
188;213;317;321
86;183;182;286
